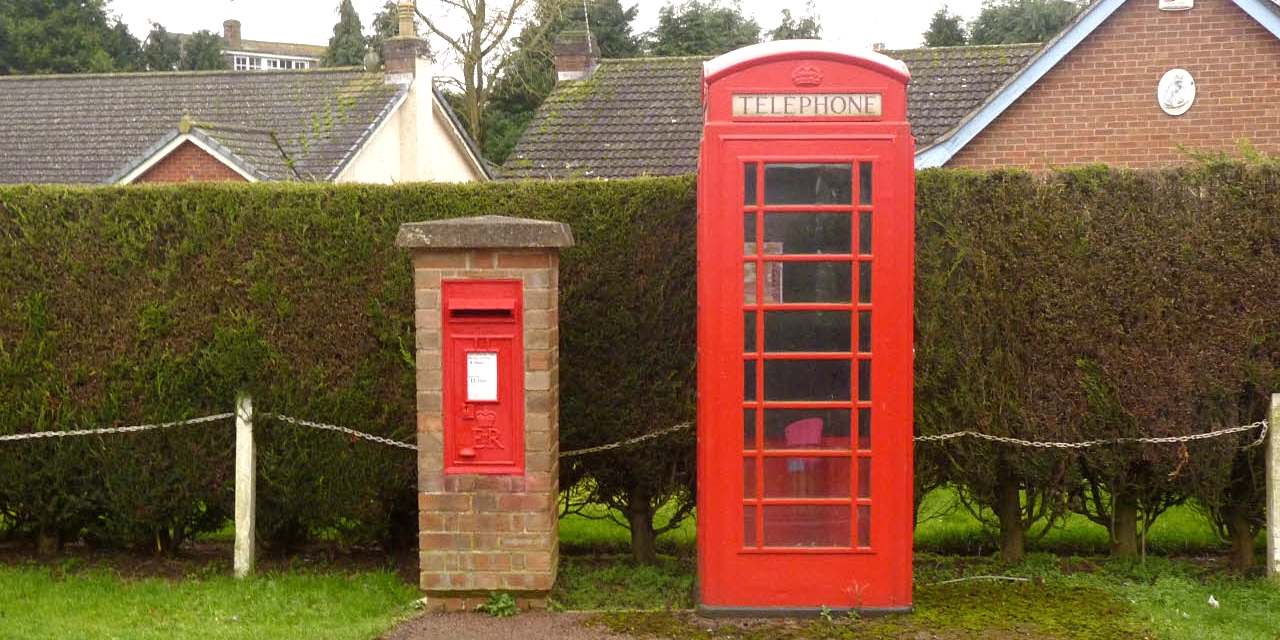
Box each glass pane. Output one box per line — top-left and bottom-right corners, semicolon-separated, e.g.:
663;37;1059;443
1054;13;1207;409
763;505;851;547
858;359;871;402
764;311;850;352
858;261;872;303
744;360;757;401
745;312;757;352
857;457;871;499
744;213;757;252
744;163;758;206
764;212;852;255
858;408;871;450
859;211;872;255
859;162;873;206
744;457;757;498
764;359;850;401
745;261;784;304
764;163;853;205
744;505;758;547
858;311;872;353
744;408;757;450
857;505;871;547
765;261;852;303
763;409;851;450
763;457;851;498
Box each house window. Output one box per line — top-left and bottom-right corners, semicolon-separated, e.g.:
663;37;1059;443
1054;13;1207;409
234;56;251;70
266;58;283;70
292;60;310;69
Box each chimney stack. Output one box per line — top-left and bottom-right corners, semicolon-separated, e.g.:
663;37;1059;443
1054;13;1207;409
383;1;427;80
554;30;598;81
223;19;242;49
870;42;886;52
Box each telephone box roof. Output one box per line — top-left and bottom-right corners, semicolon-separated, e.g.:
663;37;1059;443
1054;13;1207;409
702;40;911;92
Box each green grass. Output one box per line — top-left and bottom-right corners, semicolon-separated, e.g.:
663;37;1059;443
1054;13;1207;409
0;565;417;640
913;487;1233;555
559;500;696;552
553;554;695;610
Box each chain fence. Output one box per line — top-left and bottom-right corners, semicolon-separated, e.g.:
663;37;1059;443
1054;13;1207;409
0;413;235;442
259;413;419;450
0;410;1269;459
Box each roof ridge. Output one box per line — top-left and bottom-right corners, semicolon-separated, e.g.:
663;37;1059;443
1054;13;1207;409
891;43;1044;52
0;68;369;82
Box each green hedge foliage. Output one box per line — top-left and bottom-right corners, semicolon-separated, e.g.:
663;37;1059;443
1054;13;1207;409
2;163;1278;557
0;178;696;553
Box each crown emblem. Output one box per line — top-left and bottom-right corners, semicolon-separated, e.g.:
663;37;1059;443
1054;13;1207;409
792;65;824;87
475;410;497;427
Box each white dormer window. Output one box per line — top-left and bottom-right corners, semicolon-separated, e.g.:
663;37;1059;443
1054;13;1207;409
292;60;310;69
234;55;251;70
266;58;283;70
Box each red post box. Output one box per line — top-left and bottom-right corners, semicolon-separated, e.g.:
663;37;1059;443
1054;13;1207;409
697;41;914;615
442;279;524;475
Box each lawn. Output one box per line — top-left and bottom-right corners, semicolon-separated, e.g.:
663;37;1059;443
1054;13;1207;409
0;565;417;640
2;488;1278;639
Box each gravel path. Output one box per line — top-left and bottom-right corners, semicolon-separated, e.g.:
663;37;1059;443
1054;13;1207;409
382;612;639;640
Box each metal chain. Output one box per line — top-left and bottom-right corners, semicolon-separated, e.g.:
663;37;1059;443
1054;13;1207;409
561;422;694;459
0;412;235;442
262;413;418;451
915;420;1268;449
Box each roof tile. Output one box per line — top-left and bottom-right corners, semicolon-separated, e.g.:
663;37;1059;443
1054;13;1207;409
503;44;1042;179
0;69;403;185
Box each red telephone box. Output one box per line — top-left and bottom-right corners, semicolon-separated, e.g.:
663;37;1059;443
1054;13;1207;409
697;41;914;615
442;279;524;475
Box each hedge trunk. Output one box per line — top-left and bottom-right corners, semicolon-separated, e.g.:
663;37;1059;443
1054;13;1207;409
1110;492;1140;556
1225;506;1255;571
626;499;659;565
995;469;1025;563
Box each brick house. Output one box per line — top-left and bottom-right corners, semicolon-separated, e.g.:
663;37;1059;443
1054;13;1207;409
506;0;1280;176
0;6;487;185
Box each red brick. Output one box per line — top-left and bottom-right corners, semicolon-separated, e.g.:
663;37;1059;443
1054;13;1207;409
133;141;247;183
497;252;551;269
951;0;1280;170
414;252;469;269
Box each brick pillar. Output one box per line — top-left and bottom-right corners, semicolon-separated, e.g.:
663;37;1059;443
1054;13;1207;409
395;215;573;612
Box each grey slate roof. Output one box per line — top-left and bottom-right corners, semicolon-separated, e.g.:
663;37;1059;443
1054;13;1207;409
892;44;1042;147
0;68;404;185
503;44;1042;180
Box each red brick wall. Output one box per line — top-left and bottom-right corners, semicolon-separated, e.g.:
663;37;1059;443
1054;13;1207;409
411;249;561;612
134;141;248;183
949;0;1280;169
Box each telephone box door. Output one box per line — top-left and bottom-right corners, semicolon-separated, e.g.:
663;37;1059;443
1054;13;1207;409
698;136;914;612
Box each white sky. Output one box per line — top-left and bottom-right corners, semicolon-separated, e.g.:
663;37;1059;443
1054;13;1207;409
105;0;985;52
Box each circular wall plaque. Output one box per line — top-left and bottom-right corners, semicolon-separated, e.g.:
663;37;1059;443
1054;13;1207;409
1157;68;1196;116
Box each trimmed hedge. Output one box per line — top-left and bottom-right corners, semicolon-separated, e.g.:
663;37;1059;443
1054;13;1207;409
0;178;696;553
2;163;1278;561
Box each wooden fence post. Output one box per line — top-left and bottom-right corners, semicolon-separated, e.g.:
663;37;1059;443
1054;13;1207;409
1268;393;1280;581
234;393;256;579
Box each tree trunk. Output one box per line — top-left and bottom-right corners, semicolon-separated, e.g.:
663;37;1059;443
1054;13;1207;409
995;468;1025;563
1225;505;1255;571
1110;491;1139;556
36;530;60;556
628;502;658;565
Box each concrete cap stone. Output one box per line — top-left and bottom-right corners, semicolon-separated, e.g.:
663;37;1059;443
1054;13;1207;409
395;216;574;249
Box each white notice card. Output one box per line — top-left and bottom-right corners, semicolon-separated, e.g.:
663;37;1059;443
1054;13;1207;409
466;352;498;402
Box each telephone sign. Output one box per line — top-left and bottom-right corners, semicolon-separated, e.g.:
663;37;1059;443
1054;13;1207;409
697;41;915;616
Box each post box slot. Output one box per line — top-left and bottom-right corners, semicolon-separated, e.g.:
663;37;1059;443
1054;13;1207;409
446;298;517;320
451;308;514;319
